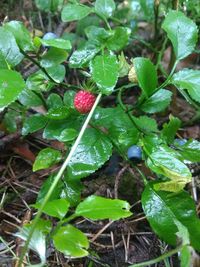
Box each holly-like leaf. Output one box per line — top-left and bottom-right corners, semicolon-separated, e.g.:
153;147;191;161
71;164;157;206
40;47;68;68
22;114;48;135
15;218;52;266
33;199;70;219
140;89;172;113
33;147;62;171
106;27;131;51
61;3;92;22
147;150;191;192
95;0;116;18
0;27;23;66
69;41;101;68
142;183;200;251
4;21;34;51
90;54;119;95
67;128;113;179
0;70;25;109
133;57;157;97
75;195;132;220
172;69;200;103
53;224;89;257
162;10;198;60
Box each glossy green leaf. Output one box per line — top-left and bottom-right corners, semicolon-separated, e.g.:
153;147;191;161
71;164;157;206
90;54;119;95
40;38;71;50
172;69;200;103
53;224;89;257
22;114;48;135
0;27;23;66
95;0;116;18
35;0;63;12
0;70;25;109
4;21;34;51
162;10;198;60
61;3;92;22
69;41;100;68
18;89;43;107
46;93;63;109
161;115;181;144
33;199;70;219
85;26;111;44
76;195;132;220
142;183;200;251
62;177;83;206
63;90;76;109
26;70;54;92
147;150;191;192
133;57;157;97
57;128;78;142
140;89;172;113
15;218;51;265
40;47;68;68
46;106;70;120
33;147;62;171
175;139;200;162
132;116;158;133
93;106;139;153
45;65;66;83
106;27;131;51
67;128;113;179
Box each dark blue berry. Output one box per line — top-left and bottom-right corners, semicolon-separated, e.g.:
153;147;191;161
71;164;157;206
174;139;187;146
127;145;142;163
43;32;58;40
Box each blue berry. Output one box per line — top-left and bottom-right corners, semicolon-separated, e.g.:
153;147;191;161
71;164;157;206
43;32;58;40
127;145;142;163
174;139;187;146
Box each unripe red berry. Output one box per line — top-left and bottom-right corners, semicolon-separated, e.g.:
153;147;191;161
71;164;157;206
74;90;96;114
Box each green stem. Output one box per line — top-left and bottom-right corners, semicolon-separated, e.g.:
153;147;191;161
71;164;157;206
130;245;183;267
157;60;178;90
18;93;102;267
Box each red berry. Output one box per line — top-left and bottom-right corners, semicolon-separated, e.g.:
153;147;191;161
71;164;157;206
74;90;96;114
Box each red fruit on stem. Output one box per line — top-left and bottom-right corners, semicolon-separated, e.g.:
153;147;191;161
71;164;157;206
74;90;96;114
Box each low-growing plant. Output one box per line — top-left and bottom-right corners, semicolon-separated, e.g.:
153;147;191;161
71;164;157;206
0;0;200;266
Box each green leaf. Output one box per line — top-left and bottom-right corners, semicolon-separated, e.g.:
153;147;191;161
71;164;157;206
46;106;70;120
133;57;157;97
161;115;181;144
45;65;66;83
75;195;132;220
142;183;200;251
3;110;19;133
4;21;34;51
26;70;54;92
180;246;192;267
53;224;89;257
33;147;62;171
132;116;158;133
175;220;190;246
140;89;172;113
18;89;43;107
106;27;131;51
147;151;191;192
40;38;71;50
61;3;92;22
33;199;70;219
57;128;78;142
15;218;51;265
0;27;23;66
22;114;48;135
0;54;8;69
67;128;113;179
46;93;63;109
172;69;200;103
62;177;83;206
40;47;68;68
90;54;119;95
69;41;100;68
162;10;198;60
35;0;63;12
93;106;139;153
0;70;25;109
95;0;116;18
175;139;200;162
85;26;111;44
63;90;76;109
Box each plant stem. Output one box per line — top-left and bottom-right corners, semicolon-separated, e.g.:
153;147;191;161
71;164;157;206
154;0;160;42
130;245;183;267
17;93;102;267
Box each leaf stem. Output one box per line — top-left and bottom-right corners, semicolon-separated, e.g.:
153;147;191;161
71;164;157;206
17;93;102;267
130;245;183;267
